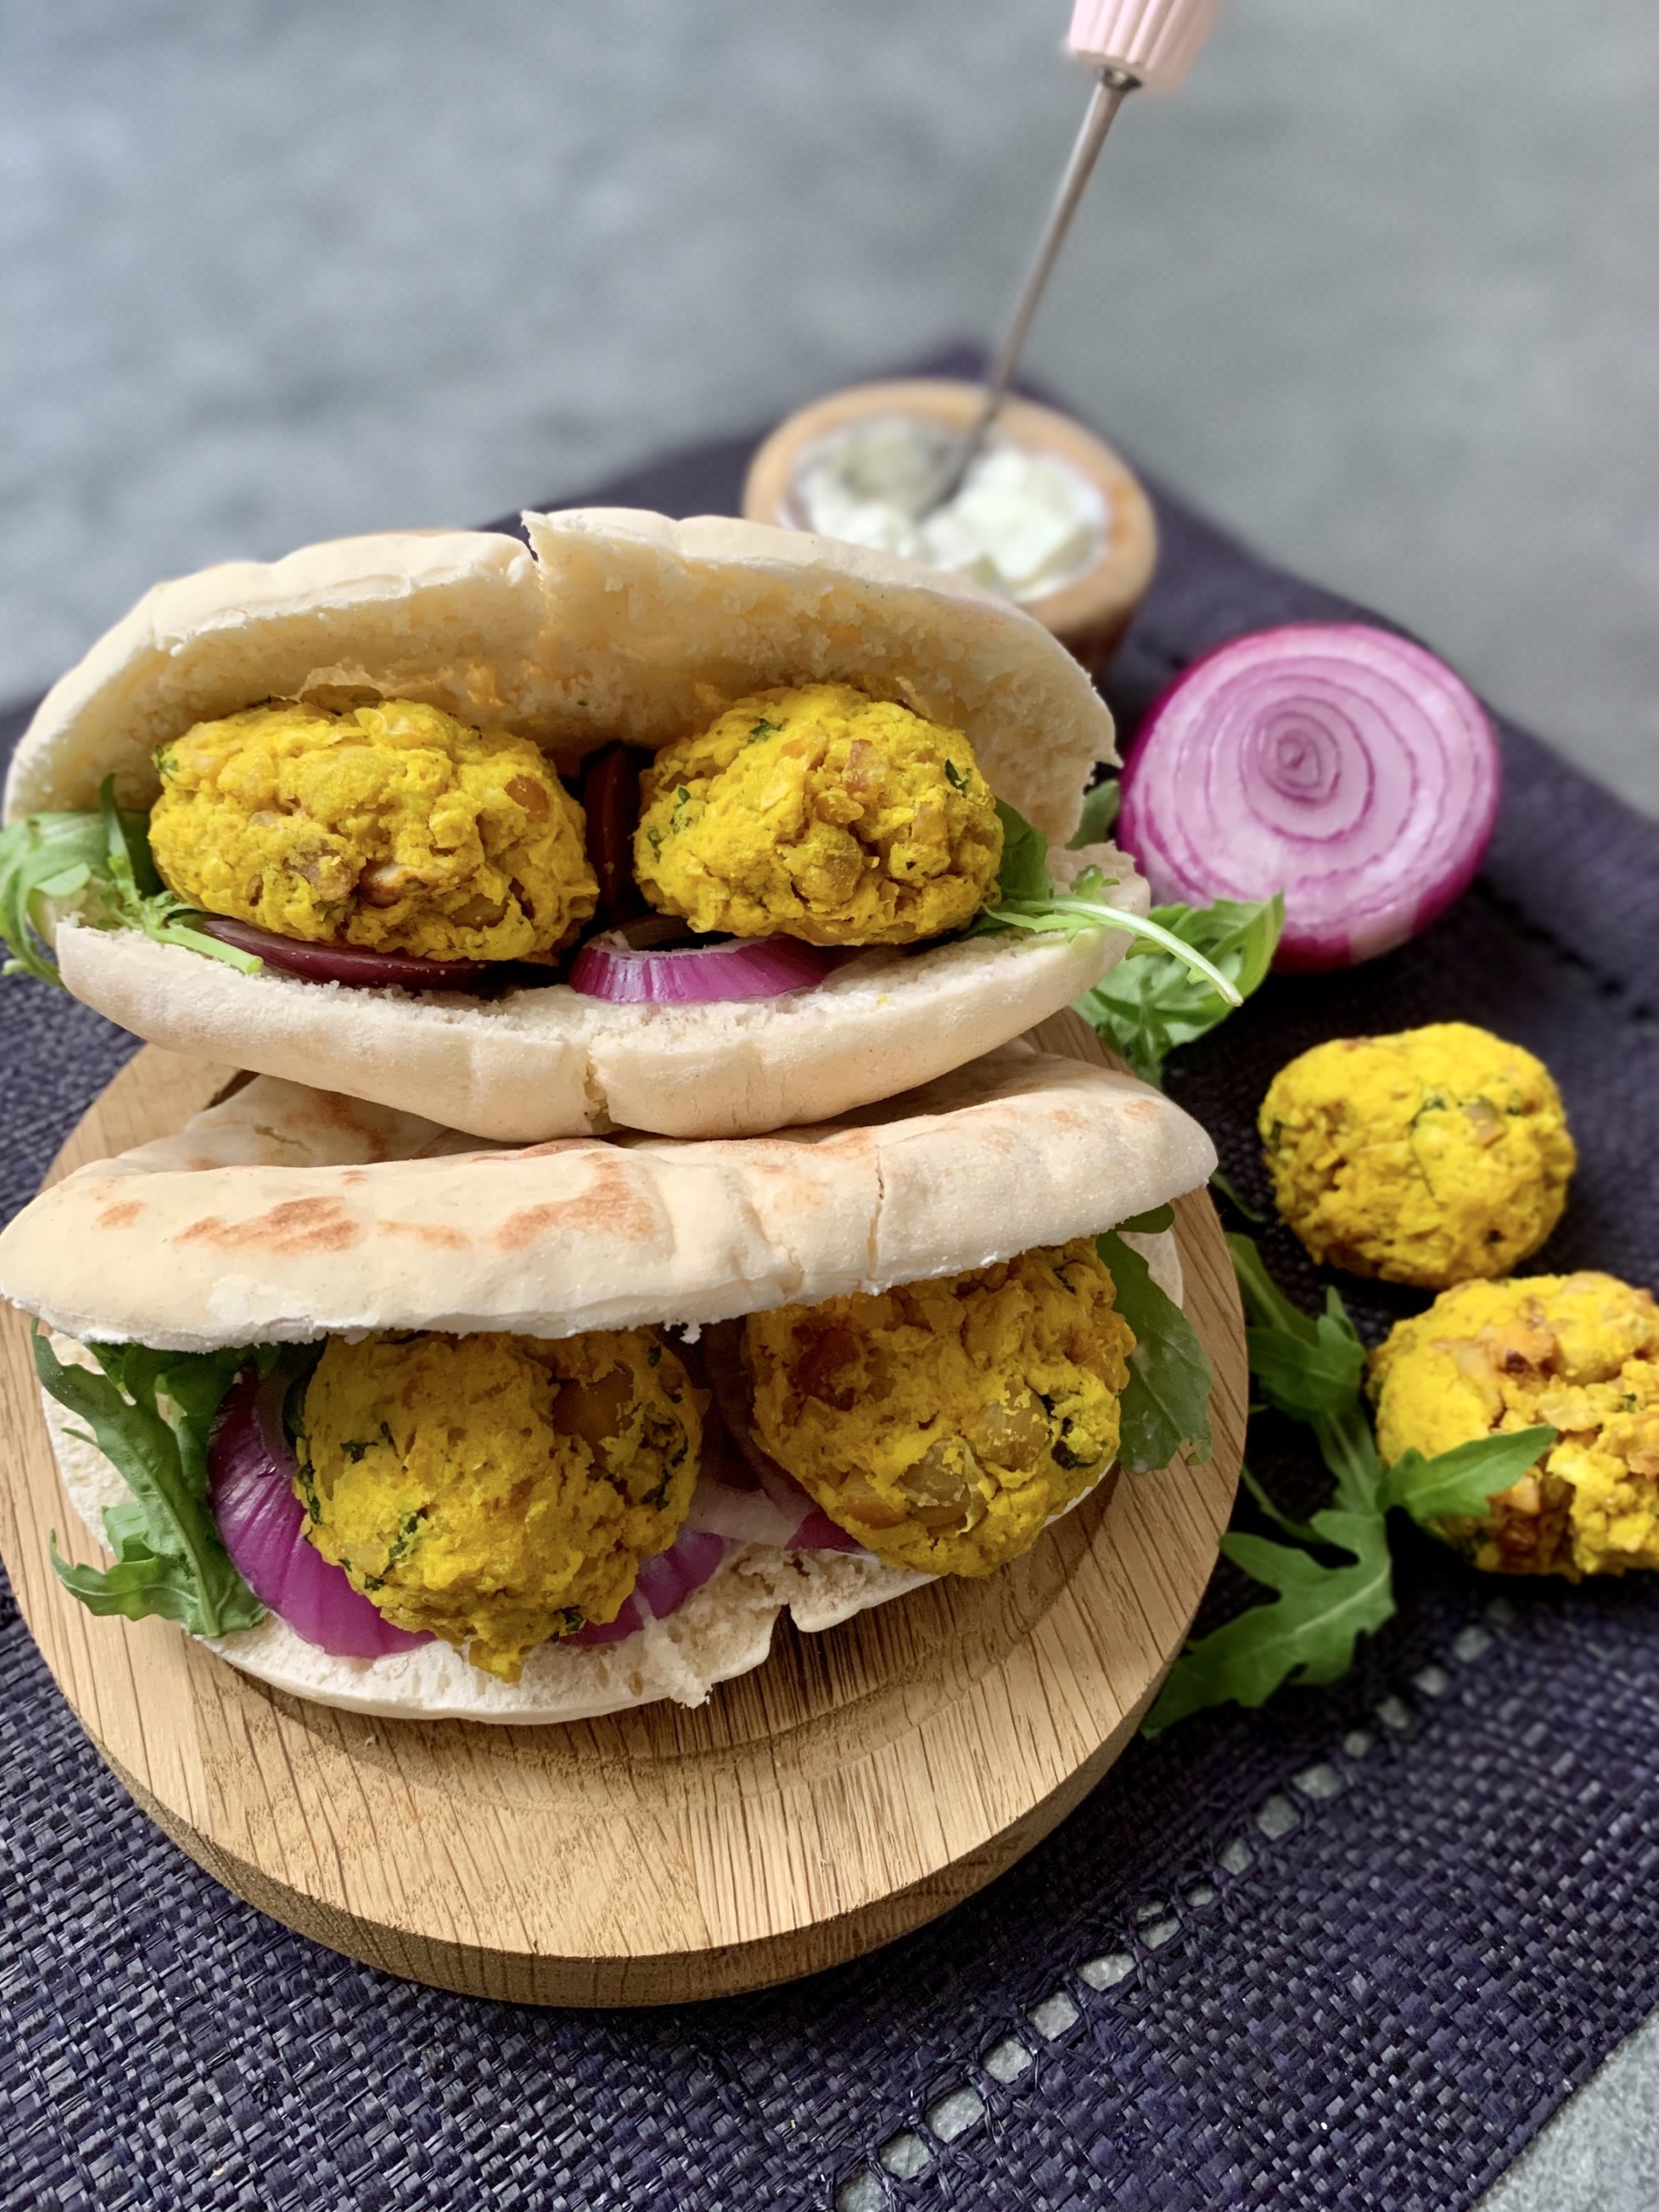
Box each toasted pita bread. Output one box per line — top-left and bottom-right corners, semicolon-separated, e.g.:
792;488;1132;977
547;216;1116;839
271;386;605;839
3;1047;1210;1724
0;1044;1215;1353
7;511;1131;1140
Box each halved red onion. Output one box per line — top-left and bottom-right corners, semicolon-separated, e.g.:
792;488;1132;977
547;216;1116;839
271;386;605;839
208;1365;431;1659
566;1528;731;1647
199;915;489;991
580;741;647;926
1117;625;1501;972
569;920;839;1005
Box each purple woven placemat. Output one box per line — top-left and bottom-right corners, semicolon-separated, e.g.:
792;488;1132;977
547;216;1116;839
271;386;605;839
3;366;1657;2212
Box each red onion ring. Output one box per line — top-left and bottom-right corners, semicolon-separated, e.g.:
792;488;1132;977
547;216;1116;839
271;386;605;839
1117;624;1501;972
569;922;839;1005
208;1365;432;1659
579;741;648;927
199;916;489;991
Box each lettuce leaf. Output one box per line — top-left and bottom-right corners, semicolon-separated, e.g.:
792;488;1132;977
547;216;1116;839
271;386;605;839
35;1327;264;1635
0;779;262;987
1099;1226;1213;1475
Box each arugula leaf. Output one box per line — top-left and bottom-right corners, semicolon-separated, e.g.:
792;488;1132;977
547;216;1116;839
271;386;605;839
34;1326;264;1635
1075;893;1284;1086
971;802;1243;1014
1099;1229;1213;1474
1147;1243;1570;1732
1379;1426;1558;1530
989;798;1053;903
1209;1168;1266;1225
1145;1503;1393;1732
0;779;262;988
1227;1233;1366;1427
1069;778;1122;849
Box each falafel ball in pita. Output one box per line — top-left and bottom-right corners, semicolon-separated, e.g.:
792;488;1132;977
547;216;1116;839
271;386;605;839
0;510;1176;1144
0;1044;1217;1725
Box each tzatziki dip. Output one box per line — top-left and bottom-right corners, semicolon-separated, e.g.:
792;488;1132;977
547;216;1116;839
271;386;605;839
791;416;1108;605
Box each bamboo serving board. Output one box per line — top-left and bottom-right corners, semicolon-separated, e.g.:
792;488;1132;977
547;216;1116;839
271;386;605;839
0;1013;1244;2005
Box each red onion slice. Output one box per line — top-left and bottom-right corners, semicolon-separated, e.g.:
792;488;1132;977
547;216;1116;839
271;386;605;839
1117;624;1501;972
566;1529;731;1646
580;741;647;927
569;924;839;1005
208;1366;432;1659
199;915;489;991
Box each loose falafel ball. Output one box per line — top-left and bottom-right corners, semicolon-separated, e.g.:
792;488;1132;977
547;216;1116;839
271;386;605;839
297;1328;701;1678
1370;1273;1659;1576
149;699;597;963
633;682;1003;946
1260;1023;1574;1288
743;1241;1132;1576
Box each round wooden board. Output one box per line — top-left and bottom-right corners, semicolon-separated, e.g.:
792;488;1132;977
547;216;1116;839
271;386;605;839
0;1013;1243;2005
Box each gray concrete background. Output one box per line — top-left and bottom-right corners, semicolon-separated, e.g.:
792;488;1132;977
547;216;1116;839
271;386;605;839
3;1;1656;2199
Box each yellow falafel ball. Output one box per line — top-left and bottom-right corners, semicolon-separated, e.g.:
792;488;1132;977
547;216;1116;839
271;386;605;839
149;699;598;963
633;682;1003;946
1260;1023;1575;1288
743;1241;1132;1576
1370;1273;1659;1577
297;1328;702;1679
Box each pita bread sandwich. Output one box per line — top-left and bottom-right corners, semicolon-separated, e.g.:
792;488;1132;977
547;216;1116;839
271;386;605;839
0;1044;1217;1724
0;509;1224;1143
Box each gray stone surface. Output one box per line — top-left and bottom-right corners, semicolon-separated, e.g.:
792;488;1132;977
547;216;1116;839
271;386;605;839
3;0;1656;814
2;3;1656;2201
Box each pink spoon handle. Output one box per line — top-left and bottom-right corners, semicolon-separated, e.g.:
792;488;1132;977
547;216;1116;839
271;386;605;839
1067;0;1218;87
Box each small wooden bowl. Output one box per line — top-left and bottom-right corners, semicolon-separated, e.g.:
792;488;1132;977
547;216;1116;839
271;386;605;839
743;377;1159;674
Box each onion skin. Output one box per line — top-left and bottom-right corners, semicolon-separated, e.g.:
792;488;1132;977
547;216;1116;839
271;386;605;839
569;929;838;1005
199;916;489;991
208;1366;431;1659
1118;624;1501;972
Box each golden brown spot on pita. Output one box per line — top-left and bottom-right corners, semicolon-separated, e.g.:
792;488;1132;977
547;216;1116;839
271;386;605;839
175;1196;360;1255
94;1199;143;1230
381;1220;469;1251
494;1160;655;1251
1122;1098;1162;1123
342;1170;368;1187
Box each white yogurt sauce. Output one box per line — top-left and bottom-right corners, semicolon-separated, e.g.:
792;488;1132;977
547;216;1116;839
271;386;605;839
791;415;1108;604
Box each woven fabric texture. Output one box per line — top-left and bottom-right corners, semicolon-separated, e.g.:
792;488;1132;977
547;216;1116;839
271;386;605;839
3;372;1657;2212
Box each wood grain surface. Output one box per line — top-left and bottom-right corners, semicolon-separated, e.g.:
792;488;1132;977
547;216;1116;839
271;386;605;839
0;1013;1244;2005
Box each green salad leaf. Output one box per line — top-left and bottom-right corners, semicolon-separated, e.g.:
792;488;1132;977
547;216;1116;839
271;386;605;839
1075;893;1284;1086
1068;777;1122;849
1144;1241;1559;1733
0;779;263;987
972;801;1243;1011
34;1327;264;1635
1147;1505;1395;1732
1379;1426;1558;1532
1099;1227;1213;1475
1228;1233;1366;1429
